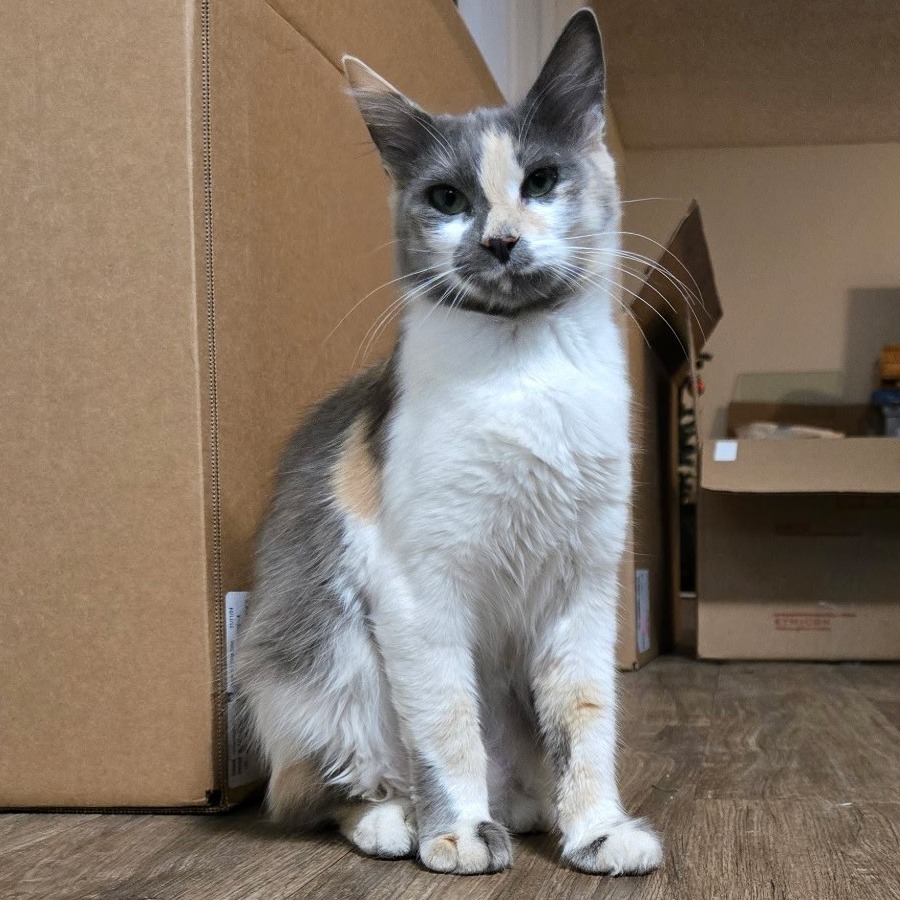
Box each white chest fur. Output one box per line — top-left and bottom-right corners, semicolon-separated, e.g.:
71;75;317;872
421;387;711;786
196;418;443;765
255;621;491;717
381;291;631;621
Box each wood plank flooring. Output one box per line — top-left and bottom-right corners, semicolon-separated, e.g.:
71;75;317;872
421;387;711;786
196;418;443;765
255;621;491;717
3;658;899;900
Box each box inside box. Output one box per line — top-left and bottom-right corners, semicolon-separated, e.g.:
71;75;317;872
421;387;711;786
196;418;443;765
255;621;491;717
698;435;900;660
616;203;723;668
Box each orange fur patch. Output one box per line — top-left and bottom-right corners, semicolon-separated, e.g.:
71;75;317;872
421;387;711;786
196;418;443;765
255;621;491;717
332;415;381;521
435;695;485;776
563;687;605;736
479;129;549;239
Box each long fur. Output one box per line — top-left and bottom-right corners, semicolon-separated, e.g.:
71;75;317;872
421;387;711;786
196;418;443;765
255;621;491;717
236;8;663;876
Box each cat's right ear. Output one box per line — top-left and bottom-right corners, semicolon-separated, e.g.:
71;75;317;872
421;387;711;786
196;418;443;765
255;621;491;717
520;9;606;143
342;56;439;183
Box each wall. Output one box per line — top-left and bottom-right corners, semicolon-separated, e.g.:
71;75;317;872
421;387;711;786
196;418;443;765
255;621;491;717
458;0;586;102
456;0;625;167
622;144;900;438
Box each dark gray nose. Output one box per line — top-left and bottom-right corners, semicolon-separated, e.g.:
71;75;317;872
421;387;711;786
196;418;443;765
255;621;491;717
481;235;519;264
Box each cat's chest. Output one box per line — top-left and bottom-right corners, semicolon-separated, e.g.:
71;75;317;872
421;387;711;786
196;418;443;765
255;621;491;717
387;362;630;537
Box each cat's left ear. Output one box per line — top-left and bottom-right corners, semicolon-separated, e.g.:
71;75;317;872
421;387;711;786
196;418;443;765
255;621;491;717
343;56;439;183
520;8;606;141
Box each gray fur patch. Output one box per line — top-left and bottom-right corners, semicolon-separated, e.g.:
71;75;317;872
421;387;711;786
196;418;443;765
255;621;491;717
236;358;397;688
543;724;572;780
475;821;513;873
412;753;458;839
517;9;606;145
564;835;610;873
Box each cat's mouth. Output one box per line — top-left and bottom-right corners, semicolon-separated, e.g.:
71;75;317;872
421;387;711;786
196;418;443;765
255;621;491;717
448;266;578;316
407;260;583;318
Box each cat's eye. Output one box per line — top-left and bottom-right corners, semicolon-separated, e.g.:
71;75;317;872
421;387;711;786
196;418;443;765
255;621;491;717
428;184;470;215
521;167;558;199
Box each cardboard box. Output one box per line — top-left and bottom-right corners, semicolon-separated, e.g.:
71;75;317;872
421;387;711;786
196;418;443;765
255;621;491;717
697;436;900;660
615;203;722;668
0;0;718;807
1;0;499;810
728;401;877;438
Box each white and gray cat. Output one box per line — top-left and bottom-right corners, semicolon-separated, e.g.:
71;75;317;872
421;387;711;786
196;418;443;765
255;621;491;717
236;9;663;876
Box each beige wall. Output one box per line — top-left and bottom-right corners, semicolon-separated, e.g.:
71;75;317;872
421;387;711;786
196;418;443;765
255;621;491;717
620;144;900;438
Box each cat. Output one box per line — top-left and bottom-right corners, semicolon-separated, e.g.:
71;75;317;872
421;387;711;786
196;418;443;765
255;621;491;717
235;8;663;876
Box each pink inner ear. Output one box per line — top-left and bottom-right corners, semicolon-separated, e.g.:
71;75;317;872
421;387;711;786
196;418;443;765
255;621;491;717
342;56;402;99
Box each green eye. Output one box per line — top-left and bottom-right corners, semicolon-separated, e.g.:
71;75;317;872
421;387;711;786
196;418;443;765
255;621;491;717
522;167;558;198
428;184;469;215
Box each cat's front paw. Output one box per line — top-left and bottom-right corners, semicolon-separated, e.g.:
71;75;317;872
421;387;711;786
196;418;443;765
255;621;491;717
419;820;512;874
340;799;417;859
563;819;662;876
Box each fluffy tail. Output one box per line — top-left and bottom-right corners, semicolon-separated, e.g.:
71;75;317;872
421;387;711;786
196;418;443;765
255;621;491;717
267;758;339;828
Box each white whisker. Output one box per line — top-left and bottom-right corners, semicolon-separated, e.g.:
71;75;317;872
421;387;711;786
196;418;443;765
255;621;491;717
324;265;440;345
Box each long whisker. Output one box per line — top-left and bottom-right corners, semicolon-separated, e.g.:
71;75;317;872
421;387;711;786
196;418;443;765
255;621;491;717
561;240;708;340
565;249;706;343
565;229;709;315
324;265;440;345
441;278;469;321
566;243;704;309
606;250;707;341
353;269;453;367
546;260;654;351
619;197;688;206
355;293;411;369
362;237;402;255
554;259;689;361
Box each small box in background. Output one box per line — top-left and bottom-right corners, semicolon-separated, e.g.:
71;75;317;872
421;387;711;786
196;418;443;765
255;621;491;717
697;399;900;660
615;204;723;669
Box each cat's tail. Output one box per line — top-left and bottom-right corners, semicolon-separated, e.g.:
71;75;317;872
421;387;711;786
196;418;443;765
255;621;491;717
267;757;339;827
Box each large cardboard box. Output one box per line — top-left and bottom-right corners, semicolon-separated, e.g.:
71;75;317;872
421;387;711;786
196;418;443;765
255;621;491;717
697;436;900;660
615;204;722;668
1;0;717;807
1;0;500;810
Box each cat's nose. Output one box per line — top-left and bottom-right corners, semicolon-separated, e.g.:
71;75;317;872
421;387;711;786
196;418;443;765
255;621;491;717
481;235;519;264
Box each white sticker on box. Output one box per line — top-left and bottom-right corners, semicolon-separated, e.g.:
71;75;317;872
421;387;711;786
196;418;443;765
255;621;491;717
225;591;250;693
635;569;651;654
713;440;739;462
225;591;264;789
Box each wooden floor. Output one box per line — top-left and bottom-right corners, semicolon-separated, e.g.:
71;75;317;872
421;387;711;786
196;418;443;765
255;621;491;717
4;658;899;900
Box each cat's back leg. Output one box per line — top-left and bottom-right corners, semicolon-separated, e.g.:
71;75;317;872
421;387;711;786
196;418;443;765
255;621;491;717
235;363;413;855
240;555;416;857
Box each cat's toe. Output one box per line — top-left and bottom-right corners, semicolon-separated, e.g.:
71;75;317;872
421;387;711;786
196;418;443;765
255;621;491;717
420;820;512;874
340;800;417;859
564;819;662;876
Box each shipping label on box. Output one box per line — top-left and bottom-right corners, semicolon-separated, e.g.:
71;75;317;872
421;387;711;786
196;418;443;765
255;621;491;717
224;592;263;789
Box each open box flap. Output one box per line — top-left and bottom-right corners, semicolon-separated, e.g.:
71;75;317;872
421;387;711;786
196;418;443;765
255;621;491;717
701;438;900;494
630;202;723;379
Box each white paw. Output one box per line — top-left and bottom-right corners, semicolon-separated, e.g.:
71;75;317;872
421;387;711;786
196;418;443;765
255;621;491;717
564;819;663;876
340;799;417;859
419;820;512;874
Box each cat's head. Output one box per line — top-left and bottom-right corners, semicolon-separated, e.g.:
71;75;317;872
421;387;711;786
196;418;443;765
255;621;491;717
344;8;619;318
